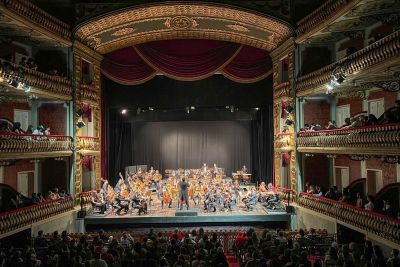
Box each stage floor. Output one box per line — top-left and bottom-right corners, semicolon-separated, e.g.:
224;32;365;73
84;200;291;231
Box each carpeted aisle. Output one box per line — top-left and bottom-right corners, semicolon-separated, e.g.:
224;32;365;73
225;253;240;267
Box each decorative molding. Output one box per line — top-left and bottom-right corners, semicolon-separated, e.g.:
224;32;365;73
74;2;294;54
225;24;250;33
111;27;136;37
164;16;198;30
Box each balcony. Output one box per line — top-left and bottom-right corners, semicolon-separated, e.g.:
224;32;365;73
0;0;71;42
0;59;73;100
0;133;73;160
77;136;100;156
0;196;74;237
296;0;354;39
296;30;400;96
275;133;294;152
80;84;99;104
298;193;400;245
297;124;400;156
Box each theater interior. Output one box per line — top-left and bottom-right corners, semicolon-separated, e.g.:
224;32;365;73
0;0;399;266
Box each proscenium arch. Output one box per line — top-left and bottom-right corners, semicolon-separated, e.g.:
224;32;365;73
74;2;294;54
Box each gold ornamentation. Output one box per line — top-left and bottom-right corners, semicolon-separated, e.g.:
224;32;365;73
74;3;293;54
111;27;136;36
165;16;198;30
225;24;250;32
86;36;102;47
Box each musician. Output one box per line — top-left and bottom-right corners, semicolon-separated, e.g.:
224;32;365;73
202;163;208;175
241;165;248;174
91;190;106;214
138;199;148;215
163;186;172;208
114;174;124;194
178;178;190;210
212;163;219;178
116;188;130;215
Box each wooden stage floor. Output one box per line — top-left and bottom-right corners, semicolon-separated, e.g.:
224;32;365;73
84;200;291;231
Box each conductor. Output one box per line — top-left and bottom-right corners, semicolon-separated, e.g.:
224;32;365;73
179;178;190;210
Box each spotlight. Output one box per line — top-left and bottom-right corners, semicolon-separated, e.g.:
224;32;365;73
149;107;154;111
284;105;294;114
76;108;84;117
334;74;346;84
190;106;195;110
137;107;141;115
76;120;86;128
22;83;30;92
225;105;230;109
325;81;335;93
9;79;18;88
230;105;234;113
254;107;260;111
185;107;190;114
121;109;127;115
285;119;294;126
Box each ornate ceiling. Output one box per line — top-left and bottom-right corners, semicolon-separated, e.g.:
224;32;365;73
74;2;294;54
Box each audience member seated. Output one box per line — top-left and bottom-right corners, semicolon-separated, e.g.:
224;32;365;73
326;120;337;130
11;122;25;134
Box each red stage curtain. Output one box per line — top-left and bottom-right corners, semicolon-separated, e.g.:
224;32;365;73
135;40;240;80
222;45;271;82
101;40;271;85
101;47;156;85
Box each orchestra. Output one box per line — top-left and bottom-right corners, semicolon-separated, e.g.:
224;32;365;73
91;164;280;216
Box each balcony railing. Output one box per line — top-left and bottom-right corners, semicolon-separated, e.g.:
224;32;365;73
80;84;99;102
296;30;400;95
297;123;400;155
0;196;74;235
275;132;294;152
298;193;400;244
0;133;73;157
273;81;290;99
0;0;71;40
79;190;95;206
0;59;73;99
296;0;351;36
77;136;100;152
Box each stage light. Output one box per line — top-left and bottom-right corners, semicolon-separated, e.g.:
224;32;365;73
334;74;346;84
325;81;335;93
18;82;30;92
230;105;234;113
76;120;86;128
148;107;154;111
137;107;141;115
185;107;190;114
190;106;195;110
285;119;294;126
76;108;84;117
121;109;127;115
254;107;260;111
225;105;230;109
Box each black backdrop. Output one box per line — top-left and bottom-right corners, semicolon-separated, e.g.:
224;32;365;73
115;120;250;176
105;75;273;185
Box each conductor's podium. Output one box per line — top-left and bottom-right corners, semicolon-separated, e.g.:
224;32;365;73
175;209;198;216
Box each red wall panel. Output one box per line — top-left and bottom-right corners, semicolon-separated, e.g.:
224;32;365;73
38;103;66;135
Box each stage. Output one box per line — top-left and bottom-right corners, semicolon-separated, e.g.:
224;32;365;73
84;200;291;231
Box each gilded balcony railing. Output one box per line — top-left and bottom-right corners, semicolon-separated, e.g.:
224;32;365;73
0;0;71;40
297;124;400;154
296;30;400;95
274;81;290;99
80;84;99;102
275;132;294;152
0;196;74;235
79;190;95;206
77;136;100;151
0;59;73;98
0;133;73;154
298;193;400;244
296;0;352;36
